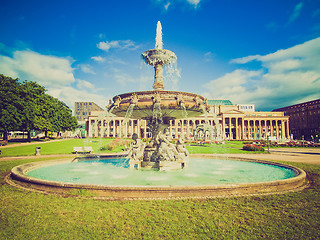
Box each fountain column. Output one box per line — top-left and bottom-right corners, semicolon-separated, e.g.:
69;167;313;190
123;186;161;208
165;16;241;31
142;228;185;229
154;64;164;90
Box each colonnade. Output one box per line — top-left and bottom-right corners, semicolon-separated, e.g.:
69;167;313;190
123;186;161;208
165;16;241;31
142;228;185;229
86;114;290;141
221;117;290;140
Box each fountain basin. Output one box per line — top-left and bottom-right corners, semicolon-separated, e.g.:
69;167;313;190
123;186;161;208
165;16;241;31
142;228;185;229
9;155;307;199
110;90;207;121
142;49;177;66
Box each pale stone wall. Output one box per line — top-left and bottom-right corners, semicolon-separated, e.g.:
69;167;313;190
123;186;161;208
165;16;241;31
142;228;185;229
85;105;290;141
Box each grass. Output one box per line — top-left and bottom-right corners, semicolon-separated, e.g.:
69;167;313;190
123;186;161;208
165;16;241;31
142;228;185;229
0;138;130;157
1;138;258;157
1;139;320;238
0;157;320;239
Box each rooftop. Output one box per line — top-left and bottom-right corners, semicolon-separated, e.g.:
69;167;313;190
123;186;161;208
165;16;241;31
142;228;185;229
207;100;233;106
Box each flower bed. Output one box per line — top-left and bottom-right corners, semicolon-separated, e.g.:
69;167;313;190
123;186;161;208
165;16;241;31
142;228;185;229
242;144;265;152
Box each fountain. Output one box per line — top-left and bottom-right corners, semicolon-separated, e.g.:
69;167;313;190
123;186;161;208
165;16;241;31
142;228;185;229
7;21;307;200
108;21;208;171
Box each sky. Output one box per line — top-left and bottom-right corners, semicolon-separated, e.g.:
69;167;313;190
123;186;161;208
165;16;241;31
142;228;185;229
0;0;320;112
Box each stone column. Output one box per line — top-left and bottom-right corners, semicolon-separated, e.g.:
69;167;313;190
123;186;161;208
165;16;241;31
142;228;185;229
235;117;239;140
88;119;92;137
94;119;98;138
286;120;290;139
144;120;147;138
153;64;165;90
221;116;225;140
281;120;285;140
276;120;279;138
106;120;110;137
228;117;231;139
258;120;262;139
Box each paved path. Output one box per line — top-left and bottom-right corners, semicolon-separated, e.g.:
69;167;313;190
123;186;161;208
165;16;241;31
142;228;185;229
214;148;320;165
0;138;73;148
1;146;319;164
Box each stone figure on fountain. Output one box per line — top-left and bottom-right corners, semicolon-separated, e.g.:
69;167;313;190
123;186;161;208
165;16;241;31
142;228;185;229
127;133;145;161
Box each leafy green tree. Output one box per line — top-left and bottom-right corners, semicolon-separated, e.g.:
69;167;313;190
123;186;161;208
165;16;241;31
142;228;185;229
0;74;77;141
19;80;46;141
0;75;23;141
36;94;77;137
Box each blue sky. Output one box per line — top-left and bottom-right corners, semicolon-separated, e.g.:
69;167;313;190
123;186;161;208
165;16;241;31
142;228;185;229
1;0;320;111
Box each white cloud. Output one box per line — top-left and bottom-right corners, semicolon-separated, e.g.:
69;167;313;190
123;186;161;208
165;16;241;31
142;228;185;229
79;64;96;74
287;2;303;25
91;56;106;63
0;50;75;88
114;72;137;87
97;40;137;52
186;0;200;8
0;47;108;111
204;51;214;62
164;2;171;10
47;86;107;112
204;37;320;110
76;79;95;90
151;0;201;10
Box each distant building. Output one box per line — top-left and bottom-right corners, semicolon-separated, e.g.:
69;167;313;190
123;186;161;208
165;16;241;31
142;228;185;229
237;104;255;112
85;99;290;141
273;99;320;141
74;102;104;123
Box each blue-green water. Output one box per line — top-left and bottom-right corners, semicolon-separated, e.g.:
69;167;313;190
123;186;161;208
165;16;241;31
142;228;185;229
27;158;296;186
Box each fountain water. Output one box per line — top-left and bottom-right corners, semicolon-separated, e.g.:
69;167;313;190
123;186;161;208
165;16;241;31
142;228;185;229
108;21;208;170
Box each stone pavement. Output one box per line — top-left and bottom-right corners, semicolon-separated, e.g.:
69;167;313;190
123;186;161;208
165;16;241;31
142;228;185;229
215;148;320;165
1;147;319;165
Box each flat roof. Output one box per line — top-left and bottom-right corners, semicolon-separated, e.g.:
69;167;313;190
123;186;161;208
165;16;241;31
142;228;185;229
207;99;233;106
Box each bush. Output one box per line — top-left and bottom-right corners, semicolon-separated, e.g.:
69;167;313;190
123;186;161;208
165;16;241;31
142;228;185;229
243;144;265;152
100;138;132;152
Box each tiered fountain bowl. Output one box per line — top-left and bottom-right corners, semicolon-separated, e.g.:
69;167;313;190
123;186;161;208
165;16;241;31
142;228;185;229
141;49;177;66
110;90;208;122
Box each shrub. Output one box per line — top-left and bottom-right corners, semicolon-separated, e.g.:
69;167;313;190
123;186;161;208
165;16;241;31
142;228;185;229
100;138;132;152
243;144;265;152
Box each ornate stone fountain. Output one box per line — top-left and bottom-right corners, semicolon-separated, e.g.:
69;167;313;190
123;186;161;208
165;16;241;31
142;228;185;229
108;21;208;171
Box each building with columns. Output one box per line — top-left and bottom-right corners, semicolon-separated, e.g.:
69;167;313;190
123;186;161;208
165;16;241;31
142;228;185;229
85;100;290;141
273;99;320;141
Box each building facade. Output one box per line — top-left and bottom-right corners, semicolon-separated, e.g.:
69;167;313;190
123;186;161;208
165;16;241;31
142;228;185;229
273;99;320;141
74;102;104;123
86;100;290;141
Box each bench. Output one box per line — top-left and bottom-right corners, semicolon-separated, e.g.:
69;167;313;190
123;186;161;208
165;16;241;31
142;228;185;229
73;146;93;154
0;140;7;146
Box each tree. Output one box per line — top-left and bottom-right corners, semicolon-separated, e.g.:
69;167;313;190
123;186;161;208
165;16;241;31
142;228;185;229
0;75;23;141
19;80;46;141
0;74;78;141
49;97;78;136
35;94;77;137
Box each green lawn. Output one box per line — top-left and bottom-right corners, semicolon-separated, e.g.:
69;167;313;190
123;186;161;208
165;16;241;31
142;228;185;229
0;157;319;239
1;138;257;157
0;138;129;157
1;139;320;239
